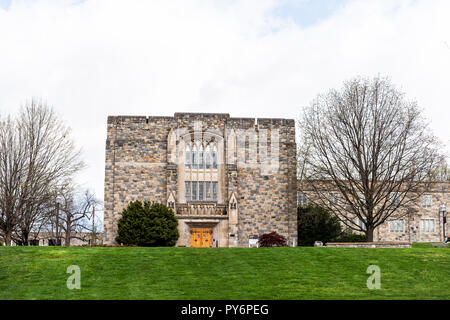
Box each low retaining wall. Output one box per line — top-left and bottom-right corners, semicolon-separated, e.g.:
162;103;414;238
429;243;448;248
325;242;412;248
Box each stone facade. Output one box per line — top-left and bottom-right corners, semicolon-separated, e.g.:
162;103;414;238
298;181;449;243
104;113;297;247
373;183;449;243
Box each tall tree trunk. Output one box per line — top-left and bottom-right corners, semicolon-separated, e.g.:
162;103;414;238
65;216;71;247
365;225;375;242
65;230;71;247
22;229;29;246
5;231;12;246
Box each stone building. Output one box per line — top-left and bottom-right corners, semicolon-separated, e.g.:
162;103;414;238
104;113;297;247
5;232;102;246
297;181;449;243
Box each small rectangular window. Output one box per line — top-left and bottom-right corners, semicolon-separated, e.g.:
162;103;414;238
212;182;218;201
192;182;198;201
329;193;338;205
389;219;404;232
206;182;211;200
199;182;204;201
297;192;308;206
421;219;435;232
185;182;191;201
422;194;431;207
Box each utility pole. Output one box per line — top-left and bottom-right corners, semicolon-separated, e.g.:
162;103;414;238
55;202;60;246
92;206;95;246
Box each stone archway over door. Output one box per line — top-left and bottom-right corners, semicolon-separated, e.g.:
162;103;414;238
190;228;212;247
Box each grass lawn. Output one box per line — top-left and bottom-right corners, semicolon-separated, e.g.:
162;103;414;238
0;245;449;300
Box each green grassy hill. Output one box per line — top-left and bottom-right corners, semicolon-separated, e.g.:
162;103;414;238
0;245;449;300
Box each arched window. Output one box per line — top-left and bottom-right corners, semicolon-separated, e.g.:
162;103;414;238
212;144;218;169
205;145;211;169
192;144;198;169
199;145;204;169
185;145;191;169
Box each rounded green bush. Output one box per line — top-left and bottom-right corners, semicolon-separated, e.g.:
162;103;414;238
297;204;342;246
297;204;366;246
115;201;179;247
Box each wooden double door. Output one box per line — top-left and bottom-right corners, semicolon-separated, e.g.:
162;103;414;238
190;228;213;247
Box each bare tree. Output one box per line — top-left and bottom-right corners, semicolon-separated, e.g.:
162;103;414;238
299;76;443;241
0;115;27;245
14;193;53;246
296;126;312;181
0;99;84;245
431;157;449;182
57;187;100;246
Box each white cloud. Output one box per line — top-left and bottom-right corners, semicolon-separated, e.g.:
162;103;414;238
0;0;449;210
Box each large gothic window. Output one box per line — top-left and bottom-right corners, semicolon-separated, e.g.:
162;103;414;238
185;141;218;170
184;140;219;202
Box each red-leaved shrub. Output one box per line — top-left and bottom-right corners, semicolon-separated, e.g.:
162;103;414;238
258;231;287;247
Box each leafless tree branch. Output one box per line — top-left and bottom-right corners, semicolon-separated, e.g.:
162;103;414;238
0;99;85;245
298;76;443;241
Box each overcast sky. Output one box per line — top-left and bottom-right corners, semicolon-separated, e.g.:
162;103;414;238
0;0;449;214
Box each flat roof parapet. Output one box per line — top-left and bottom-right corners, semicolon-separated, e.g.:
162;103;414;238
257;118;295;126
107;113;295;125
174;112;230;118
107;115;147;124
229;117;255;121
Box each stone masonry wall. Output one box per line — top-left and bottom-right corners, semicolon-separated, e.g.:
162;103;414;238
235;118;297;247
104;113;298;246
104;115;175;244
298;180;449;243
